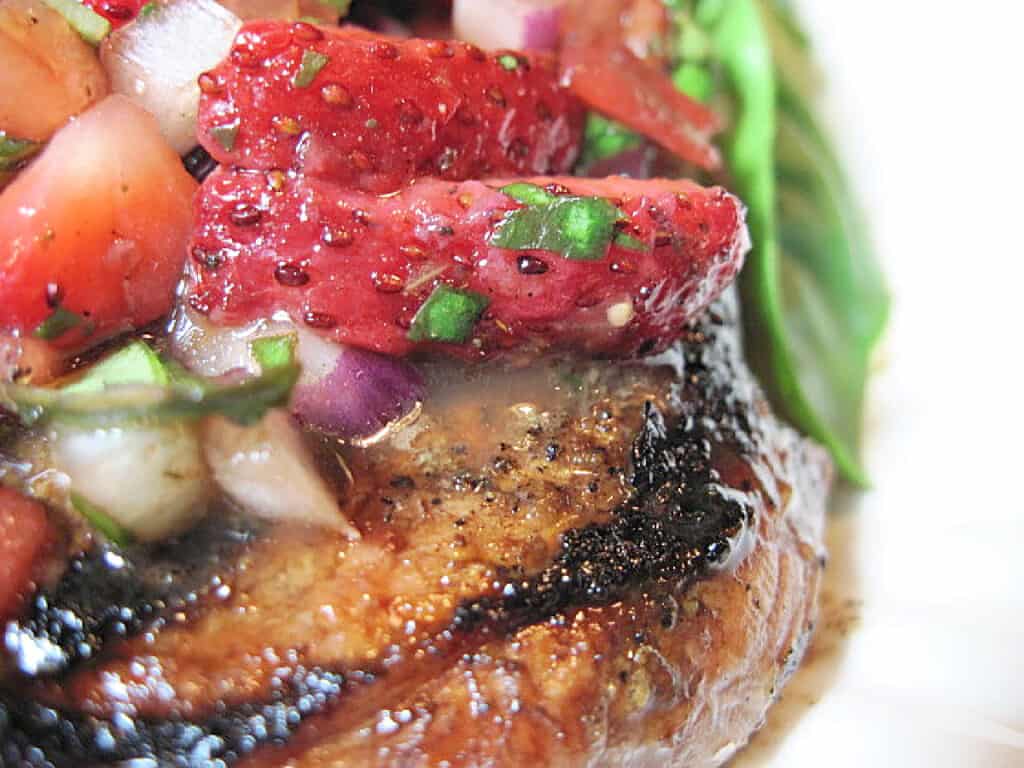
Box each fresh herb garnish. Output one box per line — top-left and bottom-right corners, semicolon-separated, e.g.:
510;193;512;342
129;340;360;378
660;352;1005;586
0;336;300;429
614;232;648;251
408;285;489;344
41;0;111;45
0;132;41;173
71;492;132;546
673;0;889;483
293;49;331;88
580;114;642;167
138;1;158;17
490;184;621;262
498;53;520;71
33;306;92;341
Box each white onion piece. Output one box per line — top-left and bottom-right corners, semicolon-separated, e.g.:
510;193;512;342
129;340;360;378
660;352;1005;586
52;423;209;542
203;410;358;537
452;0;563;52
100;0;242;154
170;309;424;442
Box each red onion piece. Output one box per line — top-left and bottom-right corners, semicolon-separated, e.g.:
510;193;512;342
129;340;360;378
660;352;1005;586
292;341;425;443
452;0;563;52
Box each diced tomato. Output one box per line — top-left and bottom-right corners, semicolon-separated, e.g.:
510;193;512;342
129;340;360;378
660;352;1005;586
0;0;109;142
0;95;198;353
197;21;585;193
188;171;746;359
560;0;721;170
0;487;53;622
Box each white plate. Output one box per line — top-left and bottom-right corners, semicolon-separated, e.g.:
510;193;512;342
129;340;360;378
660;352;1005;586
735;3;1024;766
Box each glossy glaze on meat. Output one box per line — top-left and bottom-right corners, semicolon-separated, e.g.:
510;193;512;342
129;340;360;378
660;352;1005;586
0;298;829;767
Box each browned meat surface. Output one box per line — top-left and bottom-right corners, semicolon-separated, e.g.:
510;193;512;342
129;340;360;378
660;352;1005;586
0;298;830;767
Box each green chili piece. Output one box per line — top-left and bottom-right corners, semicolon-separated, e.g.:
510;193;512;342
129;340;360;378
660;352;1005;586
408;285;490;344
33;306;88;341
498;54;520;71
293;49;331;88
490;195;621;262
614;232;648;251
63;342;169;395
501;182;556;207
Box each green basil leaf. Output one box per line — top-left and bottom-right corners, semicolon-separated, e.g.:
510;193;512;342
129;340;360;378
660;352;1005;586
690;0;889;484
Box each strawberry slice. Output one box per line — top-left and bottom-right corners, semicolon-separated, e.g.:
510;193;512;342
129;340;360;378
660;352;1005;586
0;487;53;622
197;21;585;193
187;170;747;359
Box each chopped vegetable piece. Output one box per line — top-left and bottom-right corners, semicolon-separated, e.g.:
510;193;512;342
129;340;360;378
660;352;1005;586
292;48;330;88
62;341;169;395
490;195;622;262
0;339;300;429
252;334;298;371
70;491;131;546
614;232;647;251
0;0;111;143
0;96;197;354
498;53;520;71
139;1;157;17
581;114;642;165
189;171;746;359
0;132;41;172
501;182;555;207
408;285;490;345
42;0;110;44
197;21;584;192
32;306;89;341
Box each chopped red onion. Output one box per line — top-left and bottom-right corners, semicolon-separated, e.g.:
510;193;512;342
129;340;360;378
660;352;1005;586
292;340;425;443
452;0;563;52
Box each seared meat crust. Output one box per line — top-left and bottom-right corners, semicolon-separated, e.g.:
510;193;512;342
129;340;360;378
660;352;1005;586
0;298;829;767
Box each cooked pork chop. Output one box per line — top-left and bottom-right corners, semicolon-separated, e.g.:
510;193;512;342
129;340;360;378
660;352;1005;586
0;297;829;767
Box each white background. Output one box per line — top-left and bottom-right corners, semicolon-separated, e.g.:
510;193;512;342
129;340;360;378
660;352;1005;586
736;3;1024;766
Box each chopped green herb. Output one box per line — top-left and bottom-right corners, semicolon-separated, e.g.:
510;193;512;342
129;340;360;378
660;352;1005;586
0;132;42;172
71;492;132;546
0;339;300;429
581;114;642;166
33;306;89;341
63;342;169;395
293;49;331;88
252;334;297;371
672;62;714;102
501;182;556;207
613;232;648;251
138;1;158;17
498;53;520;71
490;195;621;262
42;0;111;45
408;285;489;344
210;119;240;152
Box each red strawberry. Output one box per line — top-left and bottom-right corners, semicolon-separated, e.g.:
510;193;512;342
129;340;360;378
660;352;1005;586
196;21;586;193
187;170;747;359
